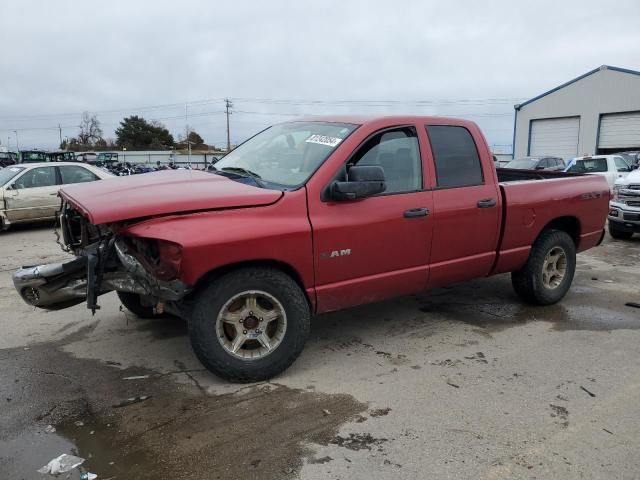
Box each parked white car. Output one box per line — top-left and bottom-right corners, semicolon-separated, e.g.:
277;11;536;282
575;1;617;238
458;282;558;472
565;155;634;188
609;168;640;239
0;162;113;230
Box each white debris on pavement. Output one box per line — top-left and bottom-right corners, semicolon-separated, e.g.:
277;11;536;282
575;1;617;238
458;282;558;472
37;453;85;475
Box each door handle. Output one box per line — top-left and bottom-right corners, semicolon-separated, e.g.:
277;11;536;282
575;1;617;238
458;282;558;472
49;193;59;196
403;207;429;218
477;198;497;208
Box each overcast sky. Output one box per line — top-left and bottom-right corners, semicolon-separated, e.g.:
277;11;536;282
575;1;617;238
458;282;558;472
1;0;639;152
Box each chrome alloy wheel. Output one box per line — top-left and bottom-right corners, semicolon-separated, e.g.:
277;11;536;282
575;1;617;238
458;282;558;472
542;246;567;289
215;290;287;360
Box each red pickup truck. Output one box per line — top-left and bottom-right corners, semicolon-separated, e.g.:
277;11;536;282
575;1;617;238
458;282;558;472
13;116;608;382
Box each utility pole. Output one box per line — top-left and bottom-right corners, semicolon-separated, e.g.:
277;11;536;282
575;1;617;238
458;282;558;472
58;124;63;148
13;130;19;152
185;103;191;165
225;98;233;152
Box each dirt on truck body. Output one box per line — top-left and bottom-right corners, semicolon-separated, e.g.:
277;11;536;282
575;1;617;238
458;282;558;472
12;115;609;383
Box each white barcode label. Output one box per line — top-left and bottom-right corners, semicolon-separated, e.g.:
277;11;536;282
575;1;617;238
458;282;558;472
305;134;342;147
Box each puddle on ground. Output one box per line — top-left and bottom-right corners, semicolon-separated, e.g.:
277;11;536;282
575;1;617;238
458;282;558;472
418;298;640;333
0;339;366;480
414;274;640;334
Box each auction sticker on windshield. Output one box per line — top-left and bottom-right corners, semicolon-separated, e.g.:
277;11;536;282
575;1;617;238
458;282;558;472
305;134;343;147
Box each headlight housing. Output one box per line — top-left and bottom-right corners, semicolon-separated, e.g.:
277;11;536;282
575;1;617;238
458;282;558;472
612;184;623;202
126;237;183;280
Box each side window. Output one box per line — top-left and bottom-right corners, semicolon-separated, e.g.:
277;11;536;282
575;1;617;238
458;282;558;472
13;167;58;189
614;156;629;172
538;158;550;168
426;125;483;188
59;165;99;184
350;127;422;194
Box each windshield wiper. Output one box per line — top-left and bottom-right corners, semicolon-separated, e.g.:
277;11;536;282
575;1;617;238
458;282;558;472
217;167;265;187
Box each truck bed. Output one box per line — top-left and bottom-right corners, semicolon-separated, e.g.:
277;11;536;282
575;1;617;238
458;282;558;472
496;168;580;183
490;171;610;275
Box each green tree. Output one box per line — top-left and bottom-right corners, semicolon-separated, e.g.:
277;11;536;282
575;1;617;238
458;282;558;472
187;130;205;147
115;116;175;150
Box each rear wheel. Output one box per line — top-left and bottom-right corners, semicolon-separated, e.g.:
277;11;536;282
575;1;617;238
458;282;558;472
512;229;576;305
608;222;633;240
189;267;310;383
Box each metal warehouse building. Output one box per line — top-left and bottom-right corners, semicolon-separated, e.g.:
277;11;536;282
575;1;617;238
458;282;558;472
513;65;640;160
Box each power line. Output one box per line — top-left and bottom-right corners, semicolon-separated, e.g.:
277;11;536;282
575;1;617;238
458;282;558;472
0;95;523;122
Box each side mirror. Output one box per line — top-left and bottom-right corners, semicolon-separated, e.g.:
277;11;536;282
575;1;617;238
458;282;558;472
535;165;545;170
632;165;639;170
331;165;386;200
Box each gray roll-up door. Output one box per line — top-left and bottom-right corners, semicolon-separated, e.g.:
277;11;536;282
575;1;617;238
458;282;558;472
598;112;640;149
529;117;580;159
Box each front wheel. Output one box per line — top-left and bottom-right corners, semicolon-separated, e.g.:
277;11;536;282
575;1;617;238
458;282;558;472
512;229;576;305
608;222;633;240
189;267;311;383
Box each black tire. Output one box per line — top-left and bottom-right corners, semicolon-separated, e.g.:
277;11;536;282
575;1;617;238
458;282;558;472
117;291;157;318
189;267;311;383
511;229;576;305
608;222;633;240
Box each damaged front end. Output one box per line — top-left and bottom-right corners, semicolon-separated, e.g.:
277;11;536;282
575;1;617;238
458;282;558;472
13;202;190;316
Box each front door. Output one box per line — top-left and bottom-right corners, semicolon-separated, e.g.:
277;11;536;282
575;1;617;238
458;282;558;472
309;126;434;313
5;166;60;222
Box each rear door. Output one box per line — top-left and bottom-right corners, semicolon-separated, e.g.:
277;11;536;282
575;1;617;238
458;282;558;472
5;166;61;221
309;125;434;312
424;124;501;289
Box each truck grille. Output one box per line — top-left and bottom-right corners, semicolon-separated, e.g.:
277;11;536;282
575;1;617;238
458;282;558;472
627;200;640;207
623;212;640;221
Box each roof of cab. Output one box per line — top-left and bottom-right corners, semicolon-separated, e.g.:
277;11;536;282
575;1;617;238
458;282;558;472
291;115;479;128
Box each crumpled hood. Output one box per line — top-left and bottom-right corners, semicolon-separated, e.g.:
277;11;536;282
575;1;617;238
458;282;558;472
59;169;283;225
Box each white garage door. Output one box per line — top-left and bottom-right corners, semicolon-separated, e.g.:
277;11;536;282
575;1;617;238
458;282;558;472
529;117;580;159
598;111;640;149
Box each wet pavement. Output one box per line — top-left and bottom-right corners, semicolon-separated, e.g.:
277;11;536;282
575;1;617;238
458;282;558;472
1;224;640;479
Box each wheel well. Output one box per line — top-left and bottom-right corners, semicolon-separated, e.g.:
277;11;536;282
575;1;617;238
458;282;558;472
541;216;580;246
190;260;311;304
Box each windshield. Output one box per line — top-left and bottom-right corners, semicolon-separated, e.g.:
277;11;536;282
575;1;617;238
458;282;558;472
505;158;538;169
567;158;608;173
0;166;25;186
214;121;358;188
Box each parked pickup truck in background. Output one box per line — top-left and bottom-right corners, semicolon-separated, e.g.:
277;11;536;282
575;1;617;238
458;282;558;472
565;154;636;188
609;167;640;239
13;116;609;382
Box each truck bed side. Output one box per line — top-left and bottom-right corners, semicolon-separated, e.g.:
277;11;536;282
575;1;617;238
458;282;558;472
491;175;609;275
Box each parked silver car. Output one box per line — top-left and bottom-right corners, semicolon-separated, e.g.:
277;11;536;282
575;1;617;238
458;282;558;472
0;162;113;230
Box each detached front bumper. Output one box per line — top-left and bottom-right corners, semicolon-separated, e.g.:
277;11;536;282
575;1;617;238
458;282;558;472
13;239;190;311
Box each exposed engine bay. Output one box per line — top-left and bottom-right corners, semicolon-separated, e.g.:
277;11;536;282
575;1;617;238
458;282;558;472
13;202;190;316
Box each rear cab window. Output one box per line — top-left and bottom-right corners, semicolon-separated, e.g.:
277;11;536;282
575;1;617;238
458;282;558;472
426;125;484;188
567;158;608;173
